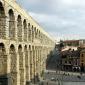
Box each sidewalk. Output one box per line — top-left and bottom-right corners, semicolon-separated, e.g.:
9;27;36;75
45;70;85;76
58;71;85;76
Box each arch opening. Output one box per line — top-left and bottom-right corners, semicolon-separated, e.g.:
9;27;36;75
29;45;32;80
0;2;6;39
32;26;34;42
10;44;17;85
18;45;24;85
23;19;27;41
17;15;22;41
24;45;29;83
0;43;7;75
35;27;37;38
9;9;15;40
28;23;31;41
0;43;8;85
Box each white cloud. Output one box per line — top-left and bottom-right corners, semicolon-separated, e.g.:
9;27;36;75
18;0;85;40
29;12;57;23
49;31;83;41
55;0;85;8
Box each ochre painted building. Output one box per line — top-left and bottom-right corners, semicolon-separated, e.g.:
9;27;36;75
0;0;55;85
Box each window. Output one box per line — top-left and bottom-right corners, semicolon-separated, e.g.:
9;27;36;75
81;60;84;62
81;54;84;57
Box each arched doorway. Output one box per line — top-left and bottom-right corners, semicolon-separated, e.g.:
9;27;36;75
10;44;17;85
18;45;24;85
9;9;15;40
0;2;6;39
0;43;8;85
17;15;22;42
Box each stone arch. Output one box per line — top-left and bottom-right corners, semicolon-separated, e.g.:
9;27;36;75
23;19;27;41
0;43;7;75
18;45;22;52
35;46;40;82
36;29;38;39
0;43;8;85
24;45;28;67
17;15;22;41
18;45;24;85
32;25;34;42
0;2;6;39
24;45;29;83
29;45;31;51
41;33;43;43
31;46;35;81
9;44;17;85
0;2;5;16
9;9;15;40
28;23;31;41
24;45;27;54
29;45;32;80
39;30;40;38
35;27;37;38
32;46;36;83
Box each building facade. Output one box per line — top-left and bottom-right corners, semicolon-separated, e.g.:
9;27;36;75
80;49;85;72
0;0;55;85
63;40;79;47
79;39;85;47
61;49;80;72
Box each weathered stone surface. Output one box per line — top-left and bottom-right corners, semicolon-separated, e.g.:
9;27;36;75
0;0;55;85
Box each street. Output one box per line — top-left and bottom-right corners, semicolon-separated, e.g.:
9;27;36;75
39;70;85;85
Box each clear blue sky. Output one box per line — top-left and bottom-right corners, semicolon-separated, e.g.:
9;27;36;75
17;0;85;41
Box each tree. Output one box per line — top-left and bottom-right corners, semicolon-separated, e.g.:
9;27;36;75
59;40;64;51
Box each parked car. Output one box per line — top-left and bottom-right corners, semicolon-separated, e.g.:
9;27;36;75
50;77;56;81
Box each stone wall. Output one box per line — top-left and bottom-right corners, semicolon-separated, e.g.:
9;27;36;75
0;0;55;85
